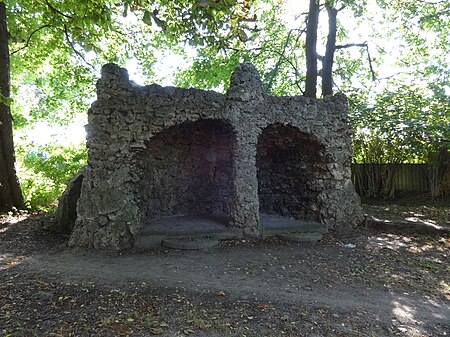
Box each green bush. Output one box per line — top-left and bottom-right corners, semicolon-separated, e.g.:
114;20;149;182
16;143;87;211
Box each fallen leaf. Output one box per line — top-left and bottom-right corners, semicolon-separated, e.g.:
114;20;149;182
115;325;131;335
256;303;267;310
150;327;164;335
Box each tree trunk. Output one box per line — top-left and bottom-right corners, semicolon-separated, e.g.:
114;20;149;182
305;0;319;98
0;2;24;211
428;147;450;198
322;4;337;97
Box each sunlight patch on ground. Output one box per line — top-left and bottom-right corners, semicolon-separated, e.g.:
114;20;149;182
368;234;410;251
366;234;449;255
0;216;21;226
392;300;416;322
404;216;439;227
0;213;31;223
408;244;434;254
438;280;450;301
0;214;32;233
390;300;434;336
0;254;25;270
371;216;393;223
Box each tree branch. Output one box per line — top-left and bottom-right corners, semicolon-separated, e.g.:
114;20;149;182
335;43;367;49
10;24;51;55
335;42;376;81
415;0;445;4
264;48;303;91
45;0;73;19
63;24;96;70
365;44;376;81
228;46;303;92
266;28;306;92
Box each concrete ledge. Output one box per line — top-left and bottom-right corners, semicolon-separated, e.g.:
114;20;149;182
166;229;243;240
276;232;323;242
134;235;166;250
162;238;219;250
261;224;327;238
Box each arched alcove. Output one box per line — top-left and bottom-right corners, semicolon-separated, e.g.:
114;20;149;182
138;119;235;227
256;123;327;222
69;63;363;250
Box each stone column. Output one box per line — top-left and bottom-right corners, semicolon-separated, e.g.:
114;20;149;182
230;132;260;235
226;63;265;235
68;64;140;251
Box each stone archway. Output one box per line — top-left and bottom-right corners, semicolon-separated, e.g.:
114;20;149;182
67;63;363;251
256;123;327;222
137;119;235;228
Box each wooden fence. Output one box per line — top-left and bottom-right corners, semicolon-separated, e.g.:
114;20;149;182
351;164;450;195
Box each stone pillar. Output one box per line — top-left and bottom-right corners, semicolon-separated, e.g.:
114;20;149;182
226;63;265;102
68;64;141;251
226;63;265;235
230;132;260;235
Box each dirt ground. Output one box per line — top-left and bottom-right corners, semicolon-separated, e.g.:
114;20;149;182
1;200;449;337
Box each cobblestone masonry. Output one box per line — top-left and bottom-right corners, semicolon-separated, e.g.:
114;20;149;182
68;63;363;250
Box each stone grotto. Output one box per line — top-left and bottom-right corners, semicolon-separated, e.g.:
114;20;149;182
64;62;362;250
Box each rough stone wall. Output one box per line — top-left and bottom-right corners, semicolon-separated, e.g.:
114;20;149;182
256;124;326;221
69;62;363;250
55;168;85;234
138;119;234;222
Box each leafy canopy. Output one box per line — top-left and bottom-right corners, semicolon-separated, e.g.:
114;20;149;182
3;0;450;206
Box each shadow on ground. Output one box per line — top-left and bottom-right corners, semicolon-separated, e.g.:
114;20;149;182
0;209;449;336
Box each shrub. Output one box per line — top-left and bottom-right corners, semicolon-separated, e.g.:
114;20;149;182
16;142;87;211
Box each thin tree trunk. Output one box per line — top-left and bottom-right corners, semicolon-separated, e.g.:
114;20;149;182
322;4;337;97
0;2;24;211
428;147;450;198
305;0;319;98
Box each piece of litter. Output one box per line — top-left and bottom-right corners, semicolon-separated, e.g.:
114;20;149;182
343;243;356;248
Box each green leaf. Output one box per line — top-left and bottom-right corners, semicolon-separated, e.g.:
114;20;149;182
143;10;152;26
